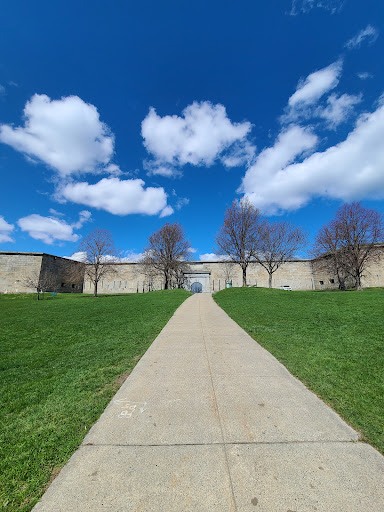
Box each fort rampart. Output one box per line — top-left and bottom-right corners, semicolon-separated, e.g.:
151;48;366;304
2;250;384;294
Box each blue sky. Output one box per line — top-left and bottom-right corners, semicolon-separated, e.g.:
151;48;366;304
1;0;384;260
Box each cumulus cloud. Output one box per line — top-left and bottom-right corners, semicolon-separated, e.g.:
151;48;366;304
69;250;145;263
71;210;92;229
317;93;362;129
290;0;344;15
121;251;144;262
0;94;114;176
142;101;253;176
345;25;379;50
241;103;384;214
17;214;82;244
199;253;228;261
67;251;87;261
0;216;15;243
239;125;318;208
159;205;174;218
288;61;342;109
60;177;172;217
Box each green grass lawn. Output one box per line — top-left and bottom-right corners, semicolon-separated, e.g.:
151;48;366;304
0;290;190;512
214;287;384;454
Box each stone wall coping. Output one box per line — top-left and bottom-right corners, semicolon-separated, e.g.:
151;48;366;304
0;251;77;263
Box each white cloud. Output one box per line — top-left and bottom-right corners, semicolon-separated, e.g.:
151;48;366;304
0;85;6;96
68;250;144;263
17;214;81;244
121;251;144;262
290;0;344;15
317;93;362;128
175;197;190;210
105;163;122;176
241;103;384;214
188;247;197;254
60;177;172;217
0;94;114;176
159;205;174;218
49;208;65;217
199;253;228;261
67;251;87;262
142;101;253;176
345;25;378;50
71;210;92;229
0;216;15;243
239;125;318;208
288;61;342;108
144;161;182;178
357;72;373;80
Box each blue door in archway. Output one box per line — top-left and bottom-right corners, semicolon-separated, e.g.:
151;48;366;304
191;282;203;293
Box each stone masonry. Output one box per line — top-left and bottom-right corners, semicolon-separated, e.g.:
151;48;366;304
1;250;384;294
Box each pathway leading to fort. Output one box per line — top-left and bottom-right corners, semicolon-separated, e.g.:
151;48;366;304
34;293;384;511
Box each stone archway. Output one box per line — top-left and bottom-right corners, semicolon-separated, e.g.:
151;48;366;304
191;282;203;293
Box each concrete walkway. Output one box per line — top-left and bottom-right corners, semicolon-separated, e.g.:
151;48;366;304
34;293;384;511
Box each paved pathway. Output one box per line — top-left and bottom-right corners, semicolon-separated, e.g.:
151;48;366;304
34;293;384;511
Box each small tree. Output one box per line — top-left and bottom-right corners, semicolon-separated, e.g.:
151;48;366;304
142;222;191;289
22;269;58;300
256;220;307;288
216;198;261;286
218;260;236;284
79;228;119;297
313;220;348;290
313;202;384;291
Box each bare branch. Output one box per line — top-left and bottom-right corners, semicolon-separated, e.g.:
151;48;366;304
216;198;261;286
313;202;384;290
79;228;119;296
141;222;191;290
256;221;307;288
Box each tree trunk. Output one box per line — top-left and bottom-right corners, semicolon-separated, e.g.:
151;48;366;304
356;275;362;291
268;273;272;288
94;280;98;297
242;266;247;287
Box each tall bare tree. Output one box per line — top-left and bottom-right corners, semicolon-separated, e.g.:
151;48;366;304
142;222;191;289
79;228;119;297
313;202;384;291
216;198;261;286
256;220;307;288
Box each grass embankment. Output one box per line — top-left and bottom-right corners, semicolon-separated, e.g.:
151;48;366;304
0;290;190;511
214;287;384;454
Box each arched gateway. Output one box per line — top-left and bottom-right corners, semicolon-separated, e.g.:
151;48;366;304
191;282;203;293
184;271;211;293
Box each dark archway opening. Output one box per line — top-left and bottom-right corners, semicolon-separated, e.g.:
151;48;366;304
191;282;203;293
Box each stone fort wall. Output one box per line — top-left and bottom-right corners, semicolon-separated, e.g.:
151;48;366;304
0;252;84;294
2;251;384;294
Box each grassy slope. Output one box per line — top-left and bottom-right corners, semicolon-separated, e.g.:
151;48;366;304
214;287;384;454
0;290;190;511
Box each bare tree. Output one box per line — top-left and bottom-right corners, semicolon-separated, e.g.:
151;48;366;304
22;269;58;300
313;202;384;291
216;198;261;286
256;220;307;288
79;228;119;297
142;222;191;290
313;220;348;290
218;260;236;284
